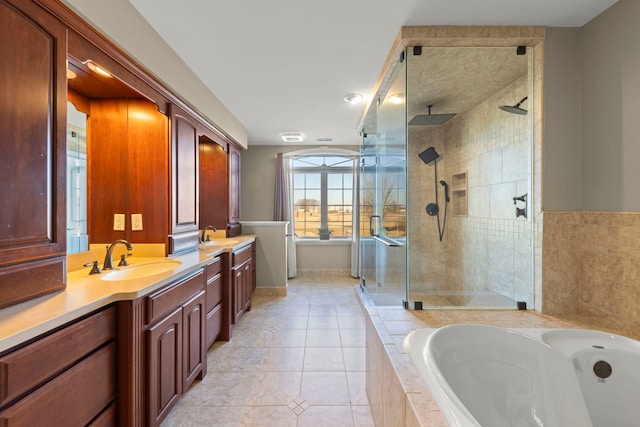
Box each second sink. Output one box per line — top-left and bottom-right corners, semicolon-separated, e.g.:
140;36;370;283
101;260;182;281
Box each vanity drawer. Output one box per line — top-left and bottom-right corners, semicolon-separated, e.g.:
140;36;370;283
206;272;223;311
146;269;204;325
206;256;222;277
0;342;116;426
232;244;252;266
0;306;116;406
206;303;222;346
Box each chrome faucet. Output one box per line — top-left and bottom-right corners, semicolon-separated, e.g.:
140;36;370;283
103;239;133;270
201;225;217;242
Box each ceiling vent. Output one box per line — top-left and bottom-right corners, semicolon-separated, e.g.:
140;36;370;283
280;132;304;143
316;137;333;143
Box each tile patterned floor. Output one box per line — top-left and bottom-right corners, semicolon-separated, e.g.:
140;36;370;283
162;275;373;426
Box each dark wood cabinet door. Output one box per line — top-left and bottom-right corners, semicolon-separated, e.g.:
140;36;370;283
232;265;244;323
169;104;199;253
182;290;205;390
243;260;253;312
0;0;67;307
228;143;241;225
147;307;183;427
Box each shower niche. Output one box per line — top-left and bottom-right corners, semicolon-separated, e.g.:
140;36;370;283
451;172;467;217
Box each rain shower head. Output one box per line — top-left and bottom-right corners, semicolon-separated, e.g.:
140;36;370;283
409;105;456;126
418;147;439;165
500;96;528;115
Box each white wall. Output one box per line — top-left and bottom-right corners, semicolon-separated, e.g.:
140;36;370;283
61;0;248;148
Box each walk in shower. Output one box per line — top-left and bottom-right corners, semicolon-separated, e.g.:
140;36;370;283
359;40;536;310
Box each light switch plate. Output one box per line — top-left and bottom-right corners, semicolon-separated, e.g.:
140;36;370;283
131;213;143;231
113;213;125;231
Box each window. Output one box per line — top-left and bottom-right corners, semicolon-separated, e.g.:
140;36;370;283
292;155;356;239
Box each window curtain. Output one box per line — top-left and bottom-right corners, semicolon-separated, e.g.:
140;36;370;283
350;160;360;278
274;153;297;278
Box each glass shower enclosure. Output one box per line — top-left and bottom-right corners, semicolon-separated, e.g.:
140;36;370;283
359;45;534;310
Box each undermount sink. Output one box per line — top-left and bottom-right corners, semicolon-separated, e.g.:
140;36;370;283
202;239;240;246
100;260;182;281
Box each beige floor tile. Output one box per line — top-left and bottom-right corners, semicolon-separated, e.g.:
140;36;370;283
247;371;303;405
208;347;267;372
309;303;338;316
241;405;298;427
343;347;366;372
300;372;350;405
351;405;376;427
282;303;310;316
346;372;370;405
224;328;275;347
268;329;307;347
339;329;366;347
307;315;339;329
170;276;372;426
303;347;345;371
306;329;341;347
278;315;309;329
338;315;366;330
297;406;354;427
161;404;249;427
262;347;305;371
182;372;259;406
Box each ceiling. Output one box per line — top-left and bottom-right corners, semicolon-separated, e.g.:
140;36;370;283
127;0;618;146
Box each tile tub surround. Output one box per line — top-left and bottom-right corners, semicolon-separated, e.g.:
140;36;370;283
359;288;634;427
161;275;373;426
542;211;640;338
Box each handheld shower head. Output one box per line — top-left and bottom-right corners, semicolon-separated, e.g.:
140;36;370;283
440;180;450;202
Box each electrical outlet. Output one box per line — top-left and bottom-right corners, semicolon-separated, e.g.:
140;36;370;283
113;214;125;231
131;213;143;231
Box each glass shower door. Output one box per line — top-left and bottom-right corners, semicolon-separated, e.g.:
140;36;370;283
359;55;408;306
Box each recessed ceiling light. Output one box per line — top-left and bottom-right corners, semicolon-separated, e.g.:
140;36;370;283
280;132;304;143
66;68;77;80
343;93;364;105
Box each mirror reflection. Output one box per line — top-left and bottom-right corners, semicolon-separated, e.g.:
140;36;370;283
66;55;165;255
66;103;88;254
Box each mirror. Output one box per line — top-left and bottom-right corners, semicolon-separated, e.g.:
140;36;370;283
66;103;88;254
66;56;168;254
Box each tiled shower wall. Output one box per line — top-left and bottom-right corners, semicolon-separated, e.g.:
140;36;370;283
409;76;534;305
542;211;640;336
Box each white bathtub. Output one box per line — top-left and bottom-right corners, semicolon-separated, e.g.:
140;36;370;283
404;325;593;427
541;329;640;427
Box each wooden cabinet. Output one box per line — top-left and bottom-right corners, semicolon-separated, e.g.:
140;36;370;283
205;256;226;347
227;143;242;236
169;105;200;254
0;306;117;425
0;0;67;308
146;270;205;427
231;243;255;324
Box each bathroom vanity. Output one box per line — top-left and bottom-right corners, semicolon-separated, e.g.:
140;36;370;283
0;236;255;426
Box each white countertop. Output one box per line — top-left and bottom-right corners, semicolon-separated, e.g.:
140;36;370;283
0;236;255;353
